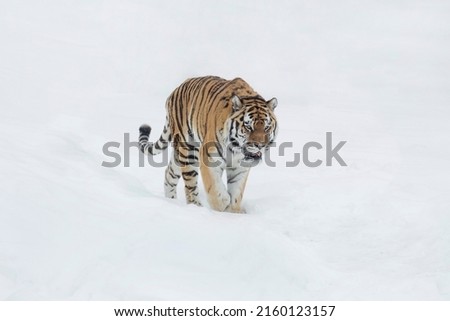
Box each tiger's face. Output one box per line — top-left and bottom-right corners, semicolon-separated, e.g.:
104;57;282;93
227;95;278;162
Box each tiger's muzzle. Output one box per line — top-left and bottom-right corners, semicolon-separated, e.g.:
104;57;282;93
243;143;265;161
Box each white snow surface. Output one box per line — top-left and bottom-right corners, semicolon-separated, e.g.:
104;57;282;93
1;0;450;300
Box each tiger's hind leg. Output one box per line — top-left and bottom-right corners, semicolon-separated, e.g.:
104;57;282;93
175;142;202;206
164;153;181;199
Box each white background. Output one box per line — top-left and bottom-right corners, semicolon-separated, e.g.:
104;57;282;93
1;0;449;300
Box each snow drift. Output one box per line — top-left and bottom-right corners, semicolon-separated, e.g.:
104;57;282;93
0;0;449;300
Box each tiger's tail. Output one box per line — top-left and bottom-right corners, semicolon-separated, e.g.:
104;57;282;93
139;118;171;155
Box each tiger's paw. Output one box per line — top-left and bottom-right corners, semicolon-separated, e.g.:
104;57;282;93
209;192;231;212
225;205;246;214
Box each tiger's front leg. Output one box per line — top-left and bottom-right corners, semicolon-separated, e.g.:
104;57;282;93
200;144;230;212
225;167;250;213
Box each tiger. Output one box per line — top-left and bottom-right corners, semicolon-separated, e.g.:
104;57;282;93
139;76;278;213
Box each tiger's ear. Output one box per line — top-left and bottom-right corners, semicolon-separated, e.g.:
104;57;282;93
267;97;278;110
231;95;243;111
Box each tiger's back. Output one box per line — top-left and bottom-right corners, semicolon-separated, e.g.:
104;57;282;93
166;76;258;143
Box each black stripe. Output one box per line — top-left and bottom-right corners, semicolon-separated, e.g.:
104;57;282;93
173;87;185;133
184;185;197;192
214;142;224;159
167;168;180;179
183;170;198;177
227;174;240;184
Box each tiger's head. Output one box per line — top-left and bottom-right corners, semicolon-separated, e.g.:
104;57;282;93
226;95;278;163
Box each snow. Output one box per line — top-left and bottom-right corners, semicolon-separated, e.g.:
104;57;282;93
1;0;449;300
